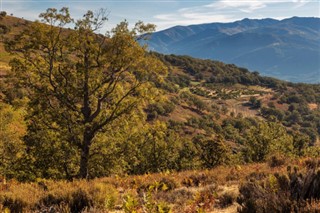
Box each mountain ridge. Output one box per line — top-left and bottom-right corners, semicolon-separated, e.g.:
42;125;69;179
143;17;320;83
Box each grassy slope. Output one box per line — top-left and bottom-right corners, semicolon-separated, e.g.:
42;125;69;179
0;160;292;212
2;157;319;213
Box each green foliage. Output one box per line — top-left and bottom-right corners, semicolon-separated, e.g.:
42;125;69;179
147;100;175;120
242;121;294;162
248;96;261;109
129;121;182;174
193;135;230;168
179;91;207;111
0;103;26;179
5;7;166;178
260;106;285;121
123;194;139;213
168;74;191;88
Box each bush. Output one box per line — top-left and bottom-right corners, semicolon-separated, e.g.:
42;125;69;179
70;189;93;213
304;158;320;169
0;11;6;17
186;186;217;213
182;174;208;187
2;196;26;213
193;136;230;169
37;193;64;209
158;178;177;191
218;192;235;208
122;194;139;213
237;165;320;213
245;171;266;181
267;153;286;168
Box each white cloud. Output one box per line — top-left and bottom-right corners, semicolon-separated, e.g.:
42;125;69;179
153;1;237;29
153;11;235;30
153;0;317;30
292;0;313;8
205;0;266;13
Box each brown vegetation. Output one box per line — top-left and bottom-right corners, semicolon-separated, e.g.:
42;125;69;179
0;161;297;212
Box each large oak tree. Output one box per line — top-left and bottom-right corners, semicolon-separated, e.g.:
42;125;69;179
6;8;166;178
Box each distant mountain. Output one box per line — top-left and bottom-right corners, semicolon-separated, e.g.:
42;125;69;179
143;17;320;83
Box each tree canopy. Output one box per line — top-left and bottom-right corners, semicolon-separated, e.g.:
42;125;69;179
5;7;166;178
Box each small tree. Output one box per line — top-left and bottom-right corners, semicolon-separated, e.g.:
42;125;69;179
243;121;293;162
6;8;166;178
249;96;261;109
193;135;230;168
0;11;7;18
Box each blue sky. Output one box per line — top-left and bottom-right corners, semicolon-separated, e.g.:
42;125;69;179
1;0;320;31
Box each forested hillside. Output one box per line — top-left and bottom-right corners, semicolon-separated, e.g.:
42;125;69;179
0;9;320;212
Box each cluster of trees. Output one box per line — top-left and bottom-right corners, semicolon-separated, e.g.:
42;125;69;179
159;54;319;149
155;53;287;89
260;91;320;144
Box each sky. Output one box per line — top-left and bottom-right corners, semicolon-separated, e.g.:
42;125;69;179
1;0;320;31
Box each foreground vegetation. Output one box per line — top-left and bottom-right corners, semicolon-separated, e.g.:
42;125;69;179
1;158;320;212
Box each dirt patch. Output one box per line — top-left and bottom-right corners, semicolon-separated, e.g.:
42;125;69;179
309;103;318;110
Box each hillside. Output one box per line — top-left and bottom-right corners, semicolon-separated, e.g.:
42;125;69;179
1;13;320;163
143;17;320;83
150;53;320;144
0;11;320;212
1;13;320;159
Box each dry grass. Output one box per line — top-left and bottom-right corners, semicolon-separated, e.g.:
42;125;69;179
0;160;302;213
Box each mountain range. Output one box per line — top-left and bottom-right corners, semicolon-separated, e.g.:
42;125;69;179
143;17;320;83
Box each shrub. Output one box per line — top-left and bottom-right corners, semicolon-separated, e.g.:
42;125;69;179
2;196;27;213
218;192;235;208
122;194;140;213
138;178;177;195
267;153;286;168
70;189;93;213
226;168;240;181
186;186;217;213
156;202;172;213
237;165;320;213
0;11;6;17
193;136;230;169
158;178;177;191
304;158;320;169
181;173;213;187
245;171;266;181
37;193;64;209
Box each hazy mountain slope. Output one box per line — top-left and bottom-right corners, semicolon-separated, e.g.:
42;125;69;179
145;17;320;83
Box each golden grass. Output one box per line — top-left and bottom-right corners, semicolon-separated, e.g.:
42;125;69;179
0;159;307;213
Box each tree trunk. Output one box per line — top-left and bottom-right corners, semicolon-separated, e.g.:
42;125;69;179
79;129;94;179
79;144;89;179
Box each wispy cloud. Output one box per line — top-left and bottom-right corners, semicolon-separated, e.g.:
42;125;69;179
153;0;317;30
205;0;315;12
292;0;312;8
205;0;267;13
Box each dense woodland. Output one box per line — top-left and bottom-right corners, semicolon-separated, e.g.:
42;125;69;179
0;8;320;212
